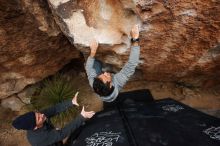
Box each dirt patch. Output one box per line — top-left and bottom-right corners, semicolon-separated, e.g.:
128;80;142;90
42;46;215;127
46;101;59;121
0;107;30;146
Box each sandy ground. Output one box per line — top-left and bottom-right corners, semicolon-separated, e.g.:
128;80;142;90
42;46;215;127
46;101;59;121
0;74;219;146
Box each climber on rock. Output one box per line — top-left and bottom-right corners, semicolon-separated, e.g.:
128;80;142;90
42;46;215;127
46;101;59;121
85;25;140;102
12;92;95;146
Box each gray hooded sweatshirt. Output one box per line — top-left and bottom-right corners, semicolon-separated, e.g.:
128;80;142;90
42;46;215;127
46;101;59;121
85;45;140;102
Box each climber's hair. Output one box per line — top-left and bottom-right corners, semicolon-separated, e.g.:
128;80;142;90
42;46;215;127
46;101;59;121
93;77;114;96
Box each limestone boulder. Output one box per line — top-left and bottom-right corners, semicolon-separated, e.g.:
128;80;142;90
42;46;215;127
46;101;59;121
17;84;39;104
47;0;220;87
0;0;81;99
1;95;24;111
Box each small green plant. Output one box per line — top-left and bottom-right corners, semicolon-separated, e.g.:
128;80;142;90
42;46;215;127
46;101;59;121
31;74;78;128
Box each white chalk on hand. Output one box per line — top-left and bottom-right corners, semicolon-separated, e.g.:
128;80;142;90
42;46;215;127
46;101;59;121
75;91;79;97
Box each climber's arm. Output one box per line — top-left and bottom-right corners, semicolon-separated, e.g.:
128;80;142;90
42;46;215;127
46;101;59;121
85;40;99;87
114;25;140;90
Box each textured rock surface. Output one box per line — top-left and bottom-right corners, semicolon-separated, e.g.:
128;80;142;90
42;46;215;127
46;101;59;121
1;95;24;111
48;0;220;88
17;84;39;104
136;0;220;87
0;0;81;99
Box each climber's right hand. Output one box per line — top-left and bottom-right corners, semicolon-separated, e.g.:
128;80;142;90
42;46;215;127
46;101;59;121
89;39;98;57
131;24;139;39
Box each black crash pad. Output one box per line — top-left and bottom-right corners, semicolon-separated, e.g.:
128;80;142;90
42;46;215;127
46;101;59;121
69;89;220;146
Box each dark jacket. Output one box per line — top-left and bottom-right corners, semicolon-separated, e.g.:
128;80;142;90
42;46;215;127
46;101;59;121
27;100;85;146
